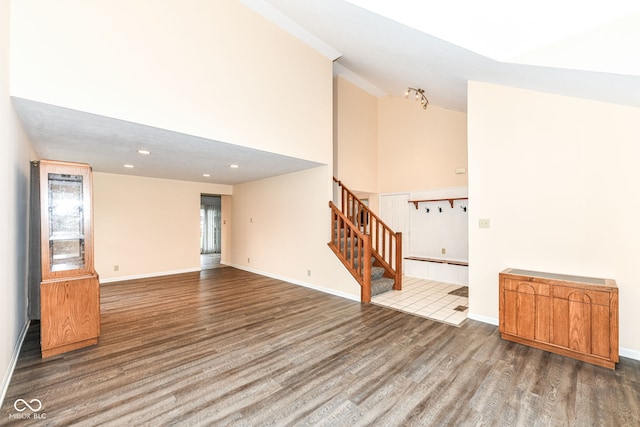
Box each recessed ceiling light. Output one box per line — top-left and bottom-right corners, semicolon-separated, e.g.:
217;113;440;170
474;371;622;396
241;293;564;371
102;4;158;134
230;164;239;169
137;150;150;155
203;173;210;177
124;164;134;168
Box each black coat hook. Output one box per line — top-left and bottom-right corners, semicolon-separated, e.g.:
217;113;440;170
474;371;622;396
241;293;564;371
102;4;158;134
425;207;430;213
438;207;443;213
461;206;467;212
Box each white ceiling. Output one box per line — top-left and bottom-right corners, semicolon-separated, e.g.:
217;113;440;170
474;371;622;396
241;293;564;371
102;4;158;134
263;0;640;112
342;0;640;66
17;0;640;184
13;98;321;185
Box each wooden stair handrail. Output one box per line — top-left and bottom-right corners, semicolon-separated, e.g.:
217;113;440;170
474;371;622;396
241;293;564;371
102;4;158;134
328;201;372;302
333;178;402;292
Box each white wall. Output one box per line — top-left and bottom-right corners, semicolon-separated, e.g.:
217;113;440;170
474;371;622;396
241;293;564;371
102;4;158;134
468;81;640;357
0;0;32;405
10;0;333;164
407;188;469;262
399;188;469;286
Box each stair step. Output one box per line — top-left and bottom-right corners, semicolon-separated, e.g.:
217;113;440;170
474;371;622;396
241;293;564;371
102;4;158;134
371;278;395;297
371;266;385;281
352;257;376;269
331;237;359;247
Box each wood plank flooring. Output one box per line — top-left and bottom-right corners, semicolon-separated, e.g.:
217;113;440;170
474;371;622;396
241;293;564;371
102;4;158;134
2;267;639;426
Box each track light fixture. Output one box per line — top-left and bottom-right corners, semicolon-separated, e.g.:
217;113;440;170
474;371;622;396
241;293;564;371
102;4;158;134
405;87;429;110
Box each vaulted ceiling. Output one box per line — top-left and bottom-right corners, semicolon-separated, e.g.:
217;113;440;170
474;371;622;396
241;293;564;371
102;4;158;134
16;0;640;184
262;0;640;112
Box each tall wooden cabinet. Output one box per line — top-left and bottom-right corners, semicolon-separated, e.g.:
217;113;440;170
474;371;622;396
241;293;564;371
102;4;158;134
38;160;100;358
499;268;618;369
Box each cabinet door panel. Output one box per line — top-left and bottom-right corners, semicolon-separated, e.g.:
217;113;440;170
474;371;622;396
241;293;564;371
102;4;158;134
591;304;611;358
515;289;536;339
502;289;519;336
535;295;550;342
502;284;549;341
41;277;99;350
553;297;592;354
551;298;569;348
568;299;591;354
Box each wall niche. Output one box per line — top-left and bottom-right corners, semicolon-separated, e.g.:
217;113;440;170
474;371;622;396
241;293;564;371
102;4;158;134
403;188;469;285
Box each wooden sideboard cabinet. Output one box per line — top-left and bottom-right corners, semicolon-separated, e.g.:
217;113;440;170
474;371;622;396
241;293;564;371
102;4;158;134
38;160;100;358
499;268;618;369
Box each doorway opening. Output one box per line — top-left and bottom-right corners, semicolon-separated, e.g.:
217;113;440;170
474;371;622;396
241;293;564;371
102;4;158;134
200;194;222;270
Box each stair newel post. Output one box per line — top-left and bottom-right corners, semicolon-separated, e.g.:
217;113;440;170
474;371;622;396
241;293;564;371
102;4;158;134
362;234;372;303
394;232;402;291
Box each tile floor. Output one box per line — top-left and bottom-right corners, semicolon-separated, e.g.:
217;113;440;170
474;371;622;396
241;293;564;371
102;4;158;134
371;276;468;326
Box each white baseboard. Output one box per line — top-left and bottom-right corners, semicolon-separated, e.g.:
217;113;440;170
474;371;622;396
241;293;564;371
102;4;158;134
229;264;360;302
1;319;30;409
99;267;201;284
619;347;640;361
467;312;499;326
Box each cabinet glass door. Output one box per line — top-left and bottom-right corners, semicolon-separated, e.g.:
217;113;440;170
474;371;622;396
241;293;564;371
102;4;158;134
48;173;85;272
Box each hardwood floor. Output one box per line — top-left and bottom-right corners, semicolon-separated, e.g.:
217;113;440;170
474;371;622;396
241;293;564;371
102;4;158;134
2;268;639;426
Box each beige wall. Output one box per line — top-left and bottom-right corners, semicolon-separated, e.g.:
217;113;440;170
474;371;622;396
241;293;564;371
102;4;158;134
10;0;333;164
0;0;32;403
334;77;379;193
468;81;640;357
333;79;467;216
230;166;359;299
221;195;232;266
378;96;468;194
94;173;232;281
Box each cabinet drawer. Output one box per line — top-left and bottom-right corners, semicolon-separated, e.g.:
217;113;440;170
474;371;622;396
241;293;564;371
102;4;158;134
552;286;611;306
502;278;550;296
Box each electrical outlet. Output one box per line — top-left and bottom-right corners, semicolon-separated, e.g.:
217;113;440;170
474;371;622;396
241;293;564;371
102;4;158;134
113;265;119;271
441;248;446;255
479;218;490;229
307;269;311;277
247;257;250;263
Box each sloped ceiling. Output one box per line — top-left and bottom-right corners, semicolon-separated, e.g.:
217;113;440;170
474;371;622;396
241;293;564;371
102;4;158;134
261;0;640;112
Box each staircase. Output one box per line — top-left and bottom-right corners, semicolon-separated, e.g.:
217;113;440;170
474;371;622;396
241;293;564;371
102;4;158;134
328;179;402;303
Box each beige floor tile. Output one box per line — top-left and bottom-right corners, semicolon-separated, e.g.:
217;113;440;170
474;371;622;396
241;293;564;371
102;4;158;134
372;276;468;326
